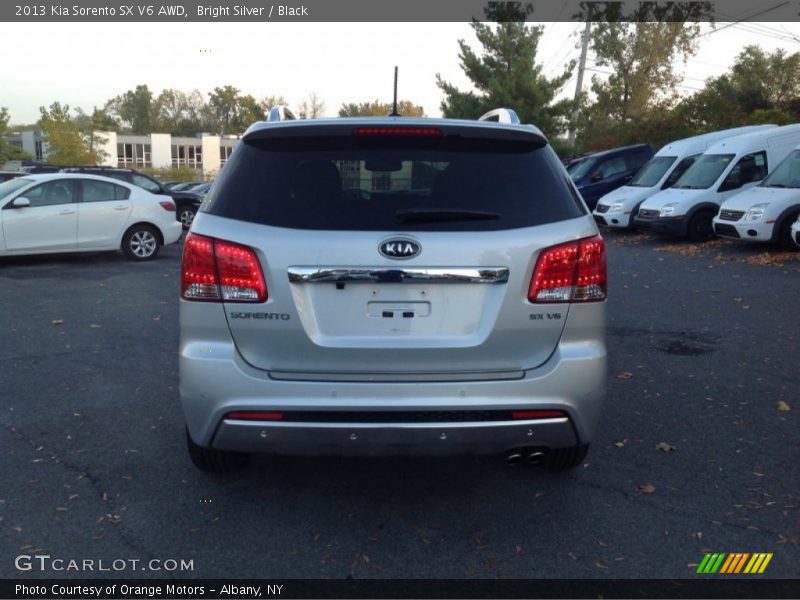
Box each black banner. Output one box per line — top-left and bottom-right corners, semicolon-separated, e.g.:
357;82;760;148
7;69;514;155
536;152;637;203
3;579;800;599
1;0;799;23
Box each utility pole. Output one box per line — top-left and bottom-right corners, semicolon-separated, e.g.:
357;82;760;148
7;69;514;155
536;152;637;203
568;18;591;147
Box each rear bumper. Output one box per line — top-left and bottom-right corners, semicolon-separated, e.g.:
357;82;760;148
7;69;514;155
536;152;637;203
212;417;577;456
163;221;183;245
634;215;685;236
180;322;606;456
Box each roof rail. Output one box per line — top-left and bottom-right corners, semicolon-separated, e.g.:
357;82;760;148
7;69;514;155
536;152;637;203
267;106;297;122
478;108;520;125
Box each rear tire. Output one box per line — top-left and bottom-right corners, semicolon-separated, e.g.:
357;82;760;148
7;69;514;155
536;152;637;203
542;444;590;470
687;210;715;242
186;428;249;472
178;206;197;229
122;225;160;261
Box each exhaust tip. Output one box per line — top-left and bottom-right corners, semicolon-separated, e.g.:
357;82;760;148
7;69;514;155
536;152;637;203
506;451;524;466
527;450;545;465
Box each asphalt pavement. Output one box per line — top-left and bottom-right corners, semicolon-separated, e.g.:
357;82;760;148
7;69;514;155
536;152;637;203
1;234;798;580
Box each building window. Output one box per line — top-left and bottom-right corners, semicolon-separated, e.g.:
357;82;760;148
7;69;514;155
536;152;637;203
171;144;203;169
35;141;44;161
220;146;234;165
117;143;151;169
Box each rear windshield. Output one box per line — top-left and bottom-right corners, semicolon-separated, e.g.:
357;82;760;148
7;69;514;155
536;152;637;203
203;135;585;231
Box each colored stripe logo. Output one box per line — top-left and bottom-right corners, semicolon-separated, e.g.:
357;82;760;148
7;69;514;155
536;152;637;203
696;553;773;574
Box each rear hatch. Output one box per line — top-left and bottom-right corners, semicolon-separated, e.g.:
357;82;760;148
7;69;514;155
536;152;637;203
192;119;597;376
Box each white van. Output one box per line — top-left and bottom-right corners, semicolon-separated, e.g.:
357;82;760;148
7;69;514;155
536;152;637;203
713;144;800;249
634;124;800;241
592;125;776;229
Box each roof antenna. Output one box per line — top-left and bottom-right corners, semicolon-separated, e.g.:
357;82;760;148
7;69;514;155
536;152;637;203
389;66;400;117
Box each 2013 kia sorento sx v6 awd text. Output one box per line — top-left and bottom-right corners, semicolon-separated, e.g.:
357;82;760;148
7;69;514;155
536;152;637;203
179;107;607;472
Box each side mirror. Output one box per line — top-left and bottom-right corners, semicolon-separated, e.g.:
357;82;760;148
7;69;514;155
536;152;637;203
11;197;31;208
718;173;742;192
590;171;604;182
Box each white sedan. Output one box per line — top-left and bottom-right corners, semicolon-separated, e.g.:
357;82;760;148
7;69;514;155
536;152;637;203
0;173;182;260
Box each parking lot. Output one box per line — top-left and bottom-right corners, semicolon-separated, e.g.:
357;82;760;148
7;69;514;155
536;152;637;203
1;234;798;579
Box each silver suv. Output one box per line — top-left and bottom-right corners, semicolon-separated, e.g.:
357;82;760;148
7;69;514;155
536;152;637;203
180;107;607;471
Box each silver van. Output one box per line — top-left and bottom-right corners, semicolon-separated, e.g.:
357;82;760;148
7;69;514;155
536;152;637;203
179;108;607;471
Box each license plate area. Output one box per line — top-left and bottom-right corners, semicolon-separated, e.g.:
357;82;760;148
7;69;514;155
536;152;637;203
367;301;431;318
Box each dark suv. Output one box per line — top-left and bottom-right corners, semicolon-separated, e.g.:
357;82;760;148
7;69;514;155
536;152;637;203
63;167;203;228
569;144;655;210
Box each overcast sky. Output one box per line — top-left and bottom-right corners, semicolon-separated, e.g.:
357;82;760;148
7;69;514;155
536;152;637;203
2;21;800;125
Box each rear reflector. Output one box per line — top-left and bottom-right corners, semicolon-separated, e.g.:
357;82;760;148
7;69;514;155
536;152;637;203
528;235;607;303
226;411;284;421
353;127;442;137
181;233;267;303
511;410;567;419
159;200;176;211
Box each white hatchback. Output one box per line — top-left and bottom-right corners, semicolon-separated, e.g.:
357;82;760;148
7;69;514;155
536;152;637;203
0;173;182;260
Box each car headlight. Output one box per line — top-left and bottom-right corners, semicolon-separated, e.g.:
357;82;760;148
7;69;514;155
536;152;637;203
659;203;678;217
744;203;769;222
608;202;624;212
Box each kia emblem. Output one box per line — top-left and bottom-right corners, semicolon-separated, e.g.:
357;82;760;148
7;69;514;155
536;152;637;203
379;238;421;259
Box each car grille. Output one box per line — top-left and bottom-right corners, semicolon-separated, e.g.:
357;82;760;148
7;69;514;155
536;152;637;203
719;209;745;222
595;204;610;214
714;223;740;238
637;208;660;221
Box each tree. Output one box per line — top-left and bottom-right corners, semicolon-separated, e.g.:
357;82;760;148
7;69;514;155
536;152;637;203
0;108;31;164
232;94;265;131
338;100;424;117
207;85;241;134
259;95;289;115
677;45;800;131
298;92;326;119
435;3;574;136
38;102;100;165
584;4;709;124
110;84;156;134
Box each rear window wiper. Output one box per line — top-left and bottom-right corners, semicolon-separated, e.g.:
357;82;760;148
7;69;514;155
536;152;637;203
395;209;501;224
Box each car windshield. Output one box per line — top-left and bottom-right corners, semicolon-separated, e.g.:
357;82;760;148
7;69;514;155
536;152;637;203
0;177;32;202
628;156;677;187
568;156;600;181
673;154;735;189
760;149;800;188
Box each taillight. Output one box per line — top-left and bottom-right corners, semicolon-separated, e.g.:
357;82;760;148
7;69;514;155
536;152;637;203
528;235;606;303
353;127;442;137
181;233;267;302
159;200;176;211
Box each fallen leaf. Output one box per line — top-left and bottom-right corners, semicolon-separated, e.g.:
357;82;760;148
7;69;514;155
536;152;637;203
595;561;609;570
89;324;102;328
691;531;703;540
153;316;161;321
777;401;791;412
617;372;634;380
362;554;370;564
55;507;68;512
52;319;64;325
655;442;677;452
614;440;627;448
637;483;656;495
